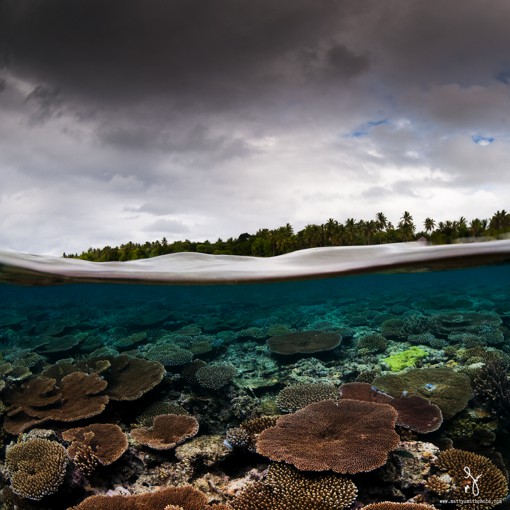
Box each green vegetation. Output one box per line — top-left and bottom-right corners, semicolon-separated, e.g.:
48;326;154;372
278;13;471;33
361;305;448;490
382;347;429;372
64;210;510;262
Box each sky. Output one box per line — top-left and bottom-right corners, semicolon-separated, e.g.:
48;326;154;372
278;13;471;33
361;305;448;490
1;0;510;256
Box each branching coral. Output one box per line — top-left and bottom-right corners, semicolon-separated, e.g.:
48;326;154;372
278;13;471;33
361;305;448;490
276;383;338;412
63;423;128;474
432;448;508;510
473;359;510;420
226;416;279;452
231;463;357;510
195;363;237;390
257;399;400;473
6;438;67;501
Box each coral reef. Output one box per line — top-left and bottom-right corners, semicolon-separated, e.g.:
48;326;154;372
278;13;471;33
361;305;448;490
373;367;473;420
431;448;508;510
231;463;357;510
382;347;429;372
131;414;199;450
473;359;510;420
195;363;237;390
276;382;337;412
339;383;443;433
69;485;231;509
63;423;128;473
266;331;341;355
5;438;67;500
97;355;165;401
226;416;279;452
3;372;109;435
257;399;400;473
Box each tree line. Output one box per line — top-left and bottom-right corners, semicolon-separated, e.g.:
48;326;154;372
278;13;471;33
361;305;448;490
63;210;510;262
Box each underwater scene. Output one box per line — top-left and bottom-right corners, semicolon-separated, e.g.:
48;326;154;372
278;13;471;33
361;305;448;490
1;251;510;510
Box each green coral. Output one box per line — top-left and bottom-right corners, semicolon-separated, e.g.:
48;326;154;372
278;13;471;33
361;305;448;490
382;347;428;372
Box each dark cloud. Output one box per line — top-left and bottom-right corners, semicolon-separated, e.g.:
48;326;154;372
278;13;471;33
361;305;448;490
0;0;366;113
25;84;62;123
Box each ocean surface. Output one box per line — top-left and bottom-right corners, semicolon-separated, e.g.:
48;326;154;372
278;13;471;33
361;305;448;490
1;243;510;509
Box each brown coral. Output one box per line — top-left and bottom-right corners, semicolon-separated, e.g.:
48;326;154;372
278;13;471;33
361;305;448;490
135;401;189;427
373;367;473;420
256;399;400;474
3;372;108;435
6;438;67;501
362;504;437;510
434;448;508;510
68;485;229;509
98;355;165;401
226;416;280;452
267;331;341;355
390;395;443;433
195;363;237;390
131;414;199;450
231;462;357;510
339;383;443;433
276;383;338;412
63;423;128;473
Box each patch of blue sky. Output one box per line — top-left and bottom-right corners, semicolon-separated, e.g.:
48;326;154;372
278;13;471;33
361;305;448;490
496;70;510;85
346;118;389;138
472;134;495;146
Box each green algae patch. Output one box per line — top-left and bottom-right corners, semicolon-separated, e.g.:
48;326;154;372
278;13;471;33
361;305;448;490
382;347;428;372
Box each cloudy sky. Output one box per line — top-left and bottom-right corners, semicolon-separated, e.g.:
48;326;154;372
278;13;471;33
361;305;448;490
1;0;510;255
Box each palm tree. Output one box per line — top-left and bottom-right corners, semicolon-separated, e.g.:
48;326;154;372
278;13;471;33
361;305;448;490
470;218;484;238
424;217;435;235
398;211;415;242
375;212;388;243
344;218;357;245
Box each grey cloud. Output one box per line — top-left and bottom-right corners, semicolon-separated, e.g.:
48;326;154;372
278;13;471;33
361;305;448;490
0;0;363;113
143;219;190;234
25;84;63;123
98;122;255;162
324;44;369;79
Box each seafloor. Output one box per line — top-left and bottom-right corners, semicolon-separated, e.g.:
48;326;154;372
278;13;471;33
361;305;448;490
0;257;510;509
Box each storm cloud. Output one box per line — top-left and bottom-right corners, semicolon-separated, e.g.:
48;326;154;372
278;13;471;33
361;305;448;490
1;0;510;254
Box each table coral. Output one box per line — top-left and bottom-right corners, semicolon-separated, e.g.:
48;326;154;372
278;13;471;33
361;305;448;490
68;485;230;509
373;367;473;420
256;399;400;474
63;423;128;472
131;413;199;450
3;372;109;435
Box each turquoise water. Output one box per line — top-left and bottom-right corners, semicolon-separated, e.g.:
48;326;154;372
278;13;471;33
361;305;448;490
1;263;509;508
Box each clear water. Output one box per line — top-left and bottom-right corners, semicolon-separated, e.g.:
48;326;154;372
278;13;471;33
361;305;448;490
1;262;510;507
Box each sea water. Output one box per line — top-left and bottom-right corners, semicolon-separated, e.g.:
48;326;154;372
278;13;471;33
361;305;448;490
0;247;509;507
